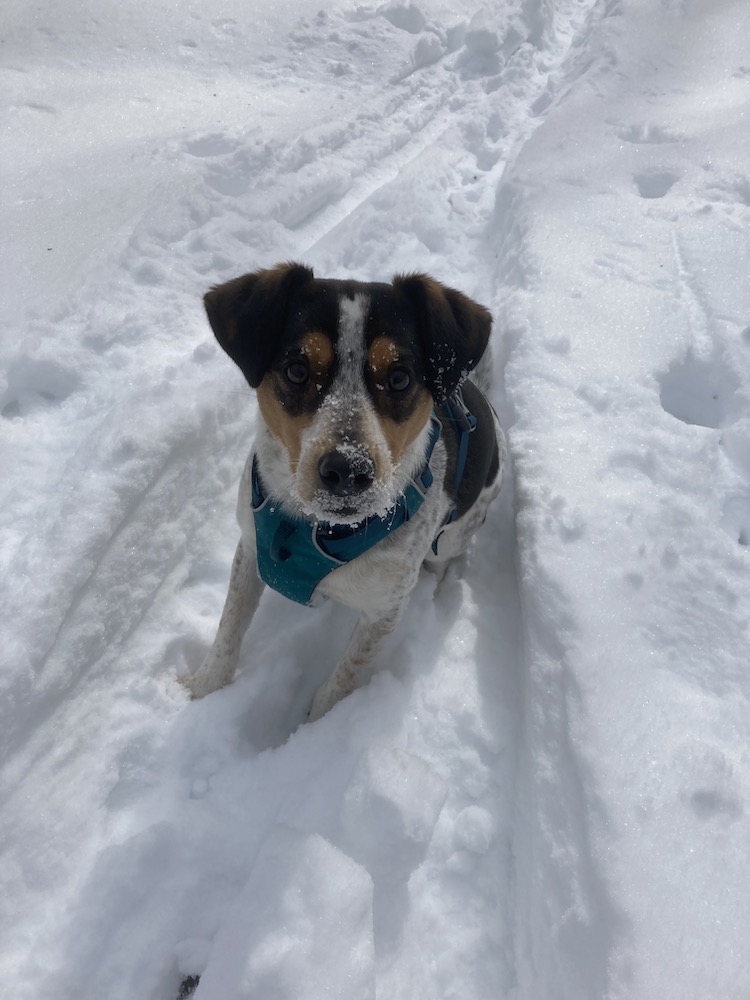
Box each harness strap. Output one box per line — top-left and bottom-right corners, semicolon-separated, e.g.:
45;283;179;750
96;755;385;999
431;386;477;554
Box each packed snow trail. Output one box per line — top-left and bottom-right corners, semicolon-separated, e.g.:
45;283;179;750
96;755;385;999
1;3;598;998
2;1;750;999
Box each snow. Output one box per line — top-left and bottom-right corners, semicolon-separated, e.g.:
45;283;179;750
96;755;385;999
1;1;749;998
196;827;375;999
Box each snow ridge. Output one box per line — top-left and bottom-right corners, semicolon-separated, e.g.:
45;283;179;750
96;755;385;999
496;1;750;996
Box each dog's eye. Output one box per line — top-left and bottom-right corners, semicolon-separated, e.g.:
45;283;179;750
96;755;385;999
386;367;412;393
284;361;310;386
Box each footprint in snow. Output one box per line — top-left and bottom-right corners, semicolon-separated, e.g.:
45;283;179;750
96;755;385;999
658;350;738;429
185;133;237;158
633;168;680;199
0;359;79;420
677;741;744;823
659;347;750;549
380;2;429;34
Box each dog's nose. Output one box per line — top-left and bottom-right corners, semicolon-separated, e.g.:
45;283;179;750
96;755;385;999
318;450;374;496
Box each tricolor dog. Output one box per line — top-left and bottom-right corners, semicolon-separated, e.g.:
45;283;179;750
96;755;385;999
183;262;505;720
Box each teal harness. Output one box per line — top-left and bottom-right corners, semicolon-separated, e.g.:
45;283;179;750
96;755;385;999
252;392;476;606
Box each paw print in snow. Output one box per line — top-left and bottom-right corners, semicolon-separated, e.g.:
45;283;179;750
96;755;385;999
0;359;79;420
658;350;738;429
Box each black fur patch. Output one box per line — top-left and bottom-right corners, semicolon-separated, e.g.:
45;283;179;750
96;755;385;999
204;265;492;411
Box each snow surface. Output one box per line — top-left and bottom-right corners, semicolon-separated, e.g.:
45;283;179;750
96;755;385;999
2;1;749;998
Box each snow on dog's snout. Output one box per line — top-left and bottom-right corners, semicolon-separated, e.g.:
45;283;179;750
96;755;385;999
295;391;396;524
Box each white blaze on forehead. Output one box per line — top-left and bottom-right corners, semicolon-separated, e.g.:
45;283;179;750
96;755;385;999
292;290;423;521
335;292;370;393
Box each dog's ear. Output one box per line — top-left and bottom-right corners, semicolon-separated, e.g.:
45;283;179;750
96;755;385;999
203;262;314;387
392;273;492;403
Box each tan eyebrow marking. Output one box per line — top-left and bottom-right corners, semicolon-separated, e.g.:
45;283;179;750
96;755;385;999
367;336;400;385
299;331;335;376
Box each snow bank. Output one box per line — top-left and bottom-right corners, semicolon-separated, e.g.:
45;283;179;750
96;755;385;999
496;1;750;996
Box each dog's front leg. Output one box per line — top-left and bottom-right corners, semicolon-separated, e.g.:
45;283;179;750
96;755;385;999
308;604;402;722
182;536;264;699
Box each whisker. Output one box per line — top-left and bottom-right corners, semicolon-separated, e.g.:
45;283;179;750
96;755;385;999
216;389;257;398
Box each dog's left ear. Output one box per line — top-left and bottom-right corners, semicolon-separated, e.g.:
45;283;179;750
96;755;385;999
203;262;314;387
392;273;492;403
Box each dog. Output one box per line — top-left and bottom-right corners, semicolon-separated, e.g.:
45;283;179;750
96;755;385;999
182;262;505;720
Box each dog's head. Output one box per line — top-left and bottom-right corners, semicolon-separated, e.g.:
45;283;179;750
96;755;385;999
204;262;492;523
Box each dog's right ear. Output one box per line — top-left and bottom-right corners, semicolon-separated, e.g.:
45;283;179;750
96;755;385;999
203;262;314;387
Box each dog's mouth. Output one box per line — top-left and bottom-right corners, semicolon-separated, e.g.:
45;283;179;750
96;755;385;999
302;483;397;526
294;442;397;525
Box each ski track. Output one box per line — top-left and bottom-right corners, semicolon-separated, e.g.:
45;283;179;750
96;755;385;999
3;1;719;998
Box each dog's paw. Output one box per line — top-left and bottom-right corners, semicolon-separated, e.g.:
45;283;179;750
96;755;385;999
178;672;210;700
306;696;326;724
179;656;235;700
307;684;340;723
